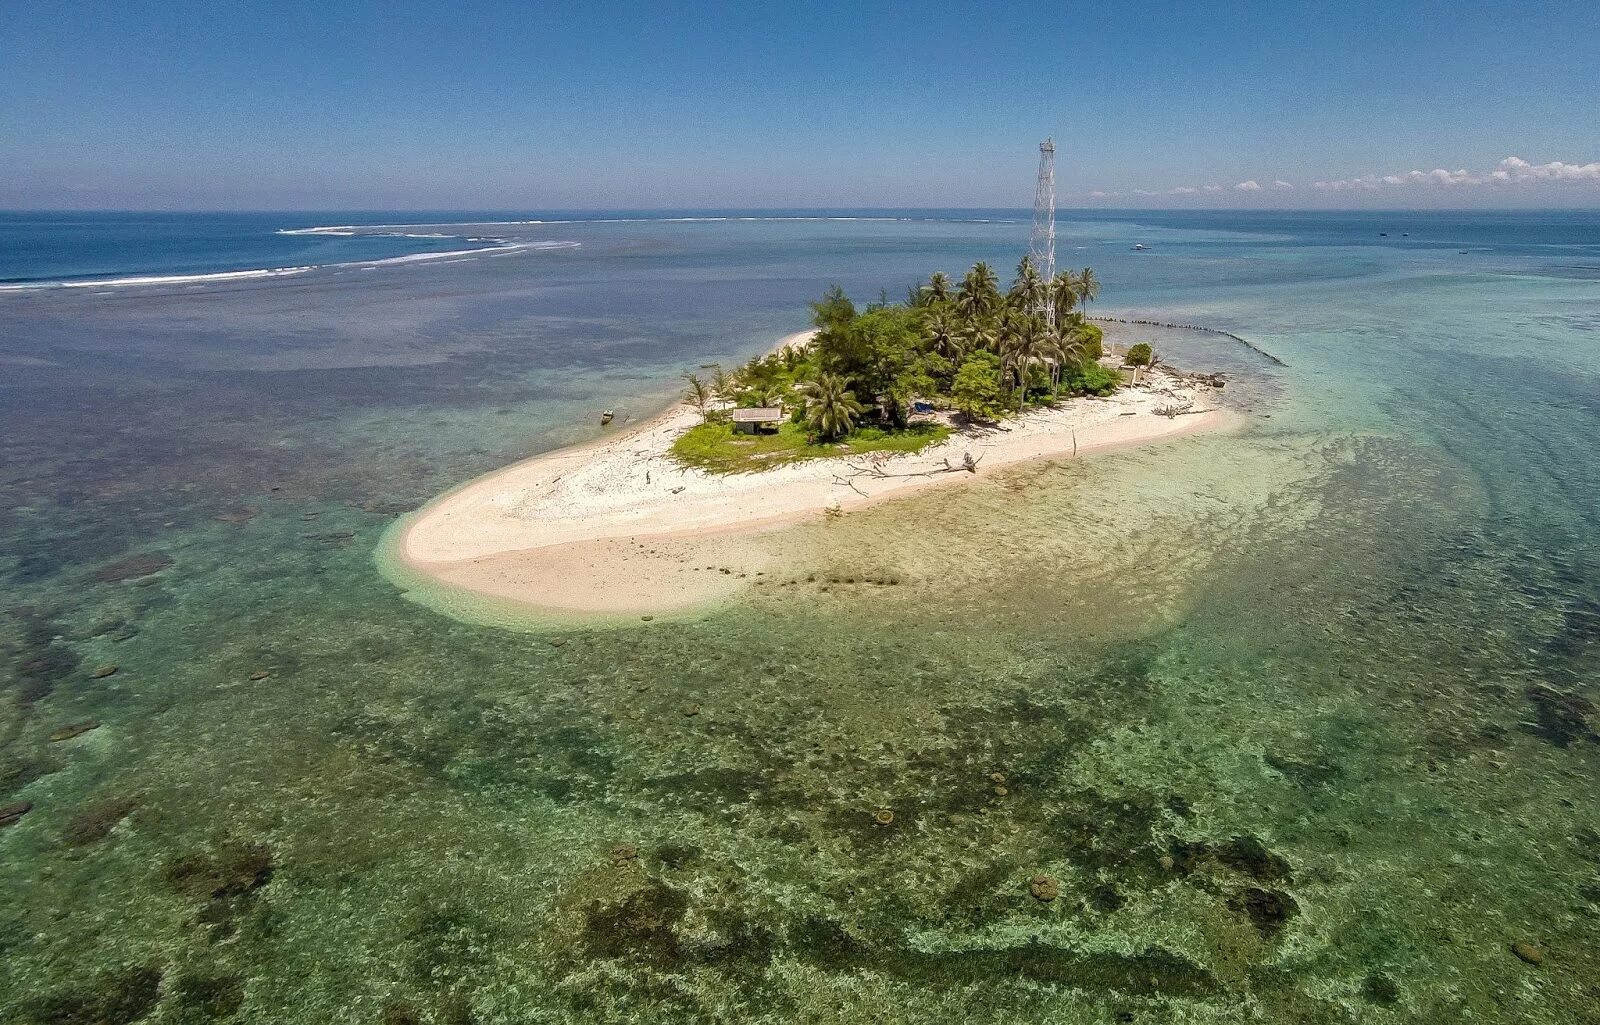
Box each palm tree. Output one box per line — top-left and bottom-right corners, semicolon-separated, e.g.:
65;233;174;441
1000;313;1048;412
962;317;999;358
1009;256;1046;315
1076;267;1100;319
1050;270;1080;325
1045;325;1087;394
682;372;714;421
800;373;865;441
957;262;1001;324
925;271;952;304
755;382;789;410
924;304;963;363
710;365;735;404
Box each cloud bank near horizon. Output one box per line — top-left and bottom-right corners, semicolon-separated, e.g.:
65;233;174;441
1085;156;1600;202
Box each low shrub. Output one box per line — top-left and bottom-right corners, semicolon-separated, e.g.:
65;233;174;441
1078;323;1104;361
1061;361;1122;396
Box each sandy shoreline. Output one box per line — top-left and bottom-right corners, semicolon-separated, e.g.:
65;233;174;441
389;330;1231;619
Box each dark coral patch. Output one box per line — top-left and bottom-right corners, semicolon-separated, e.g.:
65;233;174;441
1216;835;1294;882
25;966;163;1025
12;637;80;707
1361;971;1400;1005
1167;834;1294;885
1524;684;1596;747
164;841;276;942
581;883;689;965
63;795;139;845
1229;886;1298;937
173;973;246;1019
165;842;275;899
91;553;173;583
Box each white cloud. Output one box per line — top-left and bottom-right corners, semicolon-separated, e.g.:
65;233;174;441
1096;157;1595;203
1495;155;1600;182
1303;156;1596;195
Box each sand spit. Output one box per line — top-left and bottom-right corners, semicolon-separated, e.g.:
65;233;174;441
391;332;1229;619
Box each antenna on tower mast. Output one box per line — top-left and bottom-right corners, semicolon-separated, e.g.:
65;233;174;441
1029;138;1057;327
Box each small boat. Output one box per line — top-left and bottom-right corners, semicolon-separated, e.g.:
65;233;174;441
1379;232;1388;237
1132;243;1149;251
600;409;615;425
1458;249;1470;254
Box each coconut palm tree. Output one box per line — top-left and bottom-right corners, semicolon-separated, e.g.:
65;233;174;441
682;372;714;421
1000;313;1048;412
962;317;999;358
1009;256;1046;315
710;365;735;404
799;373;865;441
924;304;964;363
1050;270;1080;325
754;382;789;410
1076;267;1100;319
957;262;1001;325
925;271;952;304
1045;325;1087;394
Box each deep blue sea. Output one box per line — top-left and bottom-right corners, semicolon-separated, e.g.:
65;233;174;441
1;209;1597;1023
4;208;1597;288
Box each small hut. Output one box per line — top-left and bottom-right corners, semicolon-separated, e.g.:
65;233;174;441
730;407;785;435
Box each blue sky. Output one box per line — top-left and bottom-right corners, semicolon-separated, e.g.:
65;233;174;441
3;0;1597;210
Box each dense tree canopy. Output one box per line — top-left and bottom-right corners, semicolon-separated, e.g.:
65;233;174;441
690;257;1120;441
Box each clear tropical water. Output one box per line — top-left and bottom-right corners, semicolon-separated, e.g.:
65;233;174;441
0;210;1596;1023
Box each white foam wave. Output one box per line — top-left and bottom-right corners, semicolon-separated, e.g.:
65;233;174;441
275;214;1021;236
0;265;318;292
0;241;580;293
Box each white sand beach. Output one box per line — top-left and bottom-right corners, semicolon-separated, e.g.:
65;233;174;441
394;330;1230;617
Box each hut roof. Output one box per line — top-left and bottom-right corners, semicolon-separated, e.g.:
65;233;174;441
730;407;784;422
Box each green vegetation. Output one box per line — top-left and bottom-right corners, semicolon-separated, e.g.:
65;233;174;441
951;351;1004;422
798;373;864;440
674;258;1115;472
1078;321;1105;361
671;419;951;474
1062;358;1124;395
1126;342;1154;367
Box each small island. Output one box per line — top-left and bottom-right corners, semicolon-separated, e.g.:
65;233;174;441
671;260;1119;473
391;259;1228;618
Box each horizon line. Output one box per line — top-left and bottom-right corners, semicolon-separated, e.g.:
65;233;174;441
4;206;1599;216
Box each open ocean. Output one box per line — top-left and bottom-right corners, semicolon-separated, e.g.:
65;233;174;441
1;209;1597;1023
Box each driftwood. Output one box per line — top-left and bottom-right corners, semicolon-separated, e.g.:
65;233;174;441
831;475;869;497
1154;400;1209;419
838;451;983;484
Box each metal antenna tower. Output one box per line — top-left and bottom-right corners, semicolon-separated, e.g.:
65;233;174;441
1029;138;1057;326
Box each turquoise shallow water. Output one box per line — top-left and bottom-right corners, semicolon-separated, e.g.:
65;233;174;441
0;211;1597;1023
